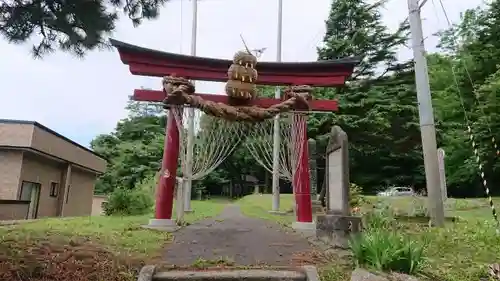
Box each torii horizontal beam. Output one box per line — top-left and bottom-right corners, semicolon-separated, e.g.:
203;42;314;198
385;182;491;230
134;89;339;111
110;39;361;87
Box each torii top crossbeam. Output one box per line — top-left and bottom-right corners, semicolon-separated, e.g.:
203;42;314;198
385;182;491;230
110;39;360;111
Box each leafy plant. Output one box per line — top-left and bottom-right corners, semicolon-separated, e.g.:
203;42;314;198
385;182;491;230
349;229;426;274
362;201;396;230
350;183;364;207
408;195;429;217
135;174;158;199
103;188;154;216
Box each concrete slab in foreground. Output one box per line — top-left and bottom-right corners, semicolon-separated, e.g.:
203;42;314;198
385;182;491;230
137;265;320;281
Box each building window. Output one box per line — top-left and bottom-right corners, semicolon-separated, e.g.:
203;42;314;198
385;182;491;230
49;182;59;197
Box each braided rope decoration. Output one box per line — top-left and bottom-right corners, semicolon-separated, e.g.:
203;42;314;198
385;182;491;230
225;51;258;100
161;51;313;122
467;126;500;234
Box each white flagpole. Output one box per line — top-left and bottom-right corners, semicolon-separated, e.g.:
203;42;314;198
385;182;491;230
271;0;283;212
183;0;197;213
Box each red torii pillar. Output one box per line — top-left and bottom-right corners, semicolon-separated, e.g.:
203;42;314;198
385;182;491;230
110;39;359;227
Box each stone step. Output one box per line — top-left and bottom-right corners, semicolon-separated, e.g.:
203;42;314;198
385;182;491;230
138;265;319;281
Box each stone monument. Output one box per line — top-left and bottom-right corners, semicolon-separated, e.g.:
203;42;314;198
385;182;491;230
309;138;323;213
437;148;447;201
316;125;361;248
308;138;318;197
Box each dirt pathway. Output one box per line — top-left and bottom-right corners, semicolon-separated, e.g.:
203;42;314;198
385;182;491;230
164;204;313;266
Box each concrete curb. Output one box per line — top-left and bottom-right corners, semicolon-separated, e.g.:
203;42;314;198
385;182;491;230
301;265;320;281
138;265;156;281
136;265;320;281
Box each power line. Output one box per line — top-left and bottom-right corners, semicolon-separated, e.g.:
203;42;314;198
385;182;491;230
431;0;500;232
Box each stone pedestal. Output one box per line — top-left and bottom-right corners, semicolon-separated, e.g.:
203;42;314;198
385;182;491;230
316;213;361;249
292;221;317;237
268;210;287;215
311;200;323;213
142;218;179;232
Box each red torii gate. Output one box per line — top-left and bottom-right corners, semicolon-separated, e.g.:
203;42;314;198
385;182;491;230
111;39;359;226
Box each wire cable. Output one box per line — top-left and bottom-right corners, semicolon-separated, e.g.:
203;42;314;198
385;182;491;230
437;0;498;154
432;0;500;232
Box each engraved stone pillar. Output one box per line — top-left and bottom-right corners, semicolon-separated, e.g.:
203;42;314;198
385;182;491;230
308;138;318;197
309;138;322;213
437;148;447;201
325;126;349;215
316;125;361;248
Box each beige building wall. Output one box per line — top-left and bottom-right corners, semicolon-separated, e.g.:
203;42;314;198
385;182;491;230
0;123;34;147
20;153;64;218
0;150;23;199
18;153;97;218
31;127;106;172
0;121;106;173
92;195;108;216
0;201;30;220
0;120;106;220
63;168;96;217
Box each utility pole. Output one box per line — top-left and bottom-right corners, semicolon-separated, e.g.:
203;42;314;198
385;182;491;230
407;0;445;226
183;0;197;212
271;0;283;212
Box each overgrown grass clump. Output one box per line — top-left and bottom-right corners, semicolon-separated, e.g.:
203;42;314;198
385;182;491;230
349;206;427;275
347;198;500;281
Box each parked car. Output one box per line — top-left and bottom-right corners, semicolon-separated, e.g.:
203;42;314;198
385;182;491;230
377;186;415;197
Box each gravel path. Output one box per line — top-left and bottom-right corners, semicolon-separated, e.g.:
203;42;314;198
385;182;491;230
163;204;313;266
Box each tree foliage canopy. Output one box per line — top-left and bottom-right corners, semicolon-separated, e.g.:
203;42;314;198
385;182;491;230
0;0;168;57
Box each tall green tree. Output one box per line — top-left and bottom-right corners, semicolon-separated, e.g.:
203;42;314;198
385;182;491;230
312;0;422;192
430;0;500;196
91;100;165;194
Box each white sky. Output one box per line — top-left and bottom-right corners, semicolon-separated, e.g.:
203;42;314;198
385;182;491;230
0;0;483;147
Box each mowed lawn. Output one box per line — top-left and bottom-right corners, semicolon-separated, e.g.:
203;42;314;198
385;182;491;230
237;194;297;225
2;193;500;281
0;200;226;257
0;199;227;281
237;194;500;281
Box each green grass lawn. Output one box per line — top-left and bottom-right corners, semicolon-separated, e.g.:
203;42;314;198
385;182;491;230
236;194;296;226
0;199;226;257
237;194;500;281
0;199;227;281
3;193;500;281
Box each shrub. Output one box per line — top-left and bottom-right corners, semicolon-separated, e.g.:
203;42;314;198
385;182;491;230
408;195;428;217
351;202;427;275
103;188;154;216
350;183;364;207
362;203;395;231
363;208;395;231
135;174;157;198
349;229;426;274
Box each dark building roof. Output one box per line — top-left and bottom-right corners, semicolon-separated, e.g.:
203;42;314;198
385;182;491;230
0;119;105;160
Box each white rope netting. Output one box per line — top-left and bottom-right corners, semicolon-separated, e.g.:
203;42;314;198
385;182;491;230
167;106;306;222
169;106;306;184
171;106;245;182
244;113;307;182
